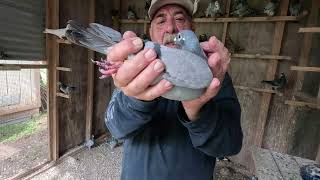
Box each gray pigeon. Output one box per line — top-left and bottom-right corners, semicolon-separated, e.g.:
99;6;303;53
106;136;123;149
58;82;75;95
231;0;255;17
206;0;223;18
263;0;278;16
64;20;213;101
128;6;138;19
84;135;95;150
289;0;302;16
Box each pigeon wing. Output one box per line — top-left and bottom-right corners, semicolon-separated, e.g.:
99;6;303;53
65;20;120;54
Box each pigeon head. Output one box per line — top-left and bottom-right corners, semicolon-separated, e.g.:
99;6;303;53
173;30;206;59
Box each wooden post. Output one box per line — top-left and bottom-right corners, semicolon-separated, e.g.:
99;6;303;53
293;2;320;92
85;0;95;142
254;0;290;148
222;0;231;44
46;0;59;161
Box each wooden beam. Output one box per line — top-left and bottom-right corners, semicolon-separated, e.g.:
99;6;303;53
298;27;320;33
294;2;320;92
9;161;51;180
56;67;72;72
293;91;318;103
56;39;72;44
221;0;231;44
0;64;47;69
254;0;289;148
85;0;95;142
120;14;307;24
290;66;320;72
234;85;283;96
285;100;320;109
46;0;59;161
231;54;291;60
56;92;70;99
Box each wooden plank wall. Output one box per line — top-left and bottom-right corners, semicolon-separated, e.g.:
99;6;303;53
58;0;90;154
92;0;115;136
0;67;41;119
114;0;320;169
53;0;319;169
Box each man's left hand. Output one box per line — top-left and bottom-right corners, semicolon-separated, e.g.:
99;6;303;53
182;36;231;121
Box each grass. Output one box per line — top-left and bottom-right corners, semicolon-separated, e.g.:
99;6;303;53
0;113;46;143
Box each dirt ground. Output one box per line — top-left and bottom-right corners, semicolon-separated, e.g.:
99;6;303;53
0;114;251;180
0;116;48;180
27;142;251;180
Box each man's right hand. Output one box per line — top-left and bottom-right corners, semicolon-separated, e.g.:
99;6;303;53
106;31;173;101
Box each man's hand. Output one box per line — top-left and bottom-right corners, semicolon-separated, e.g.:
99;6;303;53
182;36;231;121
106;31;173;101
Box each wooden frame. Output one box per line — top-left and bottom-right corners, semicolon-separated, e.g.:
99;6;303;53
298;27;320;33
85;0;95;142
231;54;291;61
290;66;320;72
0;64;47;70
285;100;320;109
235;86;283;96
46;0;60;161
120;14;307;24
254;0;290;148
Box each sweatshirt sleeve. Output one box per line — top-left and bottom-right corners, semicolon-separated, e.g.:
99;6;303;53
105;88;159;140
177;73;243;157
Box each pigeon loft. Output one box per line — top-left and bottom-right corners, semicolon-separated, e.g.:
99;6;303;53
1;0;319;179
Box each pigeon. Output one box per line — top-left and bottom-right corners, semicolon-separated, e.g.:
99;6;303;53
193;0;201;15
128;5;138;19
263;0;278;16
145;0;151;19
231;0;256;17
289;0;302;16
43;28;67;39
261;73;287;90
206;0;223;18
198;34;208;42
106;136;123;149
58;82;75;95
84;135;95;150
225;36;244;53
64;20;213;101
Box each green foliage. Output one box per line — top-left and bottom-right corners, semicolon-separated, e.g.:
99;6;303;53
0;114;46;143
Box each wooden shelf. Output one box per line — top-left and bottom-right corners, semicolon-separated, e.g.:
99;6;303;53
293;92;318;103
291;66;320;72
120;14;307;24
231;54;291;61
56;39;72;44
0;64;47;70
298;27;320;33
56;67;72;72
285;100;320;109
234;85;283;96
56;92;70;99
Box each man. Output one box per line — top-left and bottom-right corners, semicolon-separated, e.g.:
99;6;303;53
104;0;243;179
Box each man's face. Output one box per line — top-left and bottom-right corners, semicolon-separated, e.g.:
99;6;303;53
149;5;193;47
